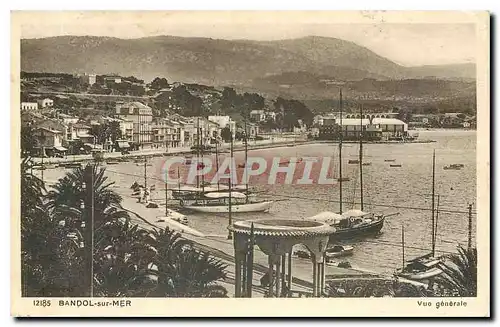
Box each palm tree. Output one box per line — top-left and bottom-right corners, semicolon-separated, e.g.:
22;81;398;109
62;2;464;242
21;158;87;296
93;221;159;297
147;228;228;297
47;163;130;296
326;278;429;298
434;245;477;297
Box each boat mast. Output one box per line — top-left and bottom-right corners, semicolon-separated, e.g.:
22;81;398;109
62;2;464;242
339;89;343;214
177;166;181;193
228;134;234;240
431;150;436;257
244;118;249;203
196;117;200;189
359;104;364;211
402;225;405;269
165;170;168;216
143;157;147;189
200;118;205;192
215;140;220;191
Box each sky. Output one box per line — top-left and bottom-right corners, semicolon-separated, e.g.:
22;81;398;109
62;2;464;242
17;12;477;67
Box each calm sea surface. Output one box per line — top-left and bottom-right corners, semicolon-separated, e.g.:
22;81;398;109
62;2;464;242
41;129;477;274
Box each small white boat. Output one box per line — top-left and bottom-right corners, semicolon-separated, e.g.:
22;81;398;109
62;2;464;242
325;245;354;259
397;267;443;281
443;164;464;170
182;191;273;213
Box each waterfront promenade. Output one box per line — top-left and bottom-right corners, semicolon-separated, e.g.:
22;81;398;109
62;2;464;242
114;183;378;297
32;136;310;165
32;135;436;166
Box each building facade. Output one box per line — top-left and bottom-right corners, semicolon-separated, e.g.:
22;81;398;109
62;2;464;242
115;102;154;148
21;102;38;111
37;98;54;108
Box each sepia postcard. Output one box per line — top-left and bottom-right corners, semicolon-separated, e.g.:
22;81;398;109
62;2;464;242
11;11;490;317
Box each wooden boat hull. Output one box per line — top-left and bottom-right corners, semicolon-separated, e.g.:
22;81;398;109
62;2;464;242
396;267;442;281
330;217;384;241
183;201;273;213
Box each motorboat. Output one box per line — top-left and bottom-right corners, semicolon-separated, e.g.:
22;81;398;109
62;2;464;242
390;164;402;168
443;164;464;170
325;245;354;259
181;191;273;213
348;159;359;164
362;162;372;166
384;159;396;162
306;210;384;241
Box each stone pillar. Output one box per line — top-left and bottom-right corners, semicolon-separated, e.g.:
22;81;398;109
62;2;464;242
275;257;281;297
268;256;274;297
234;251;242;298
287;251;292;297
281;254;286;297
312;258;317;297
246;243;254;298
321;256;326;296
241;252;247;297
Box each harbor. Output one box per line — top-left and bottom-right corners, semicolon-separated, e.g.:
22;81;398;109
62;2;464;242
38;129;476;281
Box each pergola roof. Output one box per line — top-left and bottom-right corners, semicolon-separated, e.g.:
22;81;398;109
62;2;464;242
229;219;335;238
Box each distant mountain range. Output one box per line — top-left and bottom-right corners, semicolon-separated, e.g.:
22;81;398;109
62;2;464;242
21;35;476;89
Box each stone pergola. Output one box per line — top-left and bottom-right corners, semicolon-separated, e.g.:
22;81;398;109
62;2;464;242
228;219;336;298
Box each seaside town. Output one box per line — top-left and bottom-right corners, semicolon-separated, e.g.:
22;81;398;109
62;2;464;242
18;13;481;303
20;70;477;299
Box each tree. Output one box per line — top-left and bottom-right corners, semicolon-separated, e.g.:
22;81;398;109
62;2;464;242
434;246;477;297
21;158;87;296
149;77;170;91
21;162;228;298
21;125;37;157
109;121;123;142
147;228;227;297
326;278;430;298
47;164;130;296
220;127;232;143
273;97;313;131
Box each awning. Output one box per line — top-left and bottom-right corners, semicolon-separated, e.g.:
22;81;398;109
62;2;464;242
54;146;68;152
116;141;130;149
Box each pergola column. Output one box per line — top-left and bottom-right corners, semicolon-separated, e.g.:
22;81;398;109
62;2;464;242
287;251;292;297
246;242;254;298
234;250;243;298
280;254;286;297
267;256;274;297
275;256;281;297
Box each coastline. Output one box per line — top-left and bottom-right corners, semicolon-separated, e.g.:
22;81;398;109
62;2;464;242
32;137;439;166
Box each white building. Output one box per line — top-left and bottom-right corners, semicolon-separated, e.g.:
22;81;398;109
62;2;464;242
208;115;236;138
115;102;153;146
338;117;407;139
21;102;38;111
37;98;54;108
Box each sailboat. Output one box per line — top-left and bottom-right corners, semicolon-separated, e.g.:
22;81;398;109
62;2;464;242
396;151;443;281
181;122;273;213
306;91;384;240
